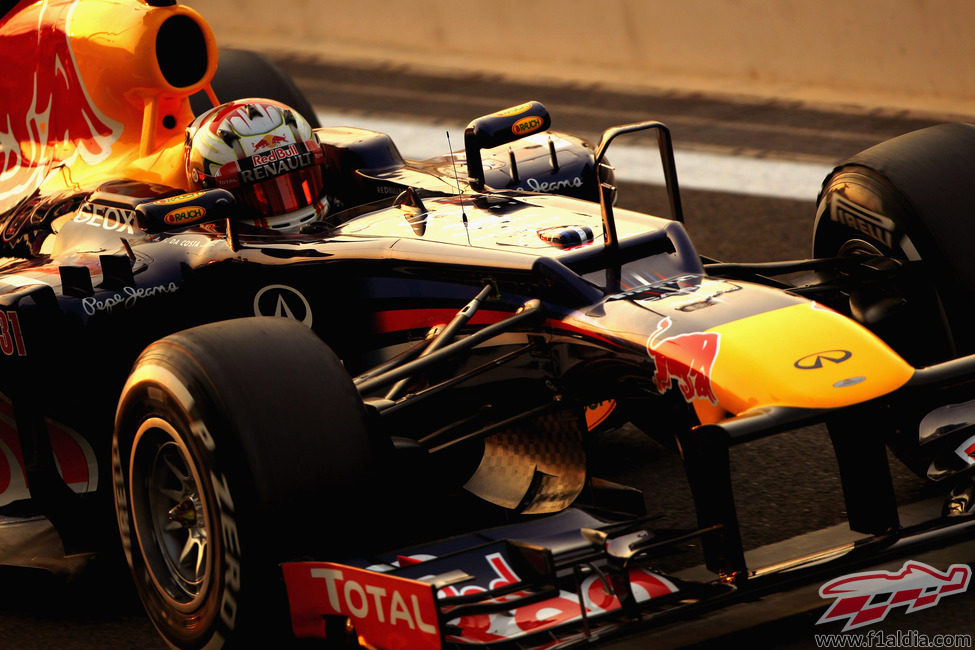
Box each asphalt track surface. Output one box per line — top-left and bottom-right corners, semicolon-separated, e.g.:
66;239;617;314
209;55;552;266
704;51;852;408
3;58;975;649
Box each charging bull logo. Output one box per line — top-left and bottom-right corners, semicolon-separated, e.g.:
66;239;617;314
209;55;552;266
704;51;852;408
646;317;720;404
0;1;123;209
817;561;971;631
251;134;289;152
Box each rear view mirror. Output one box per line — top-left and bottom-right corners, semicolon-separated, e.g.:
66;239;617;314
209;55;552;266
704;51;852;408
465;101;551;191
136;188;236;232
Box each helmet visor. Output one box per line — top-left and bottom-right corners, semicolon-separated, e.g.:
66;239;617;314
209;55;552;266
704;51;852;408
235;165;325;217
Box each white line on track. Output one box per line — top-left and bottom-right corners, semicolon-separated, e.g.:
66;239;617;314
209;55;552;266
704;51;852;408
316;110;834;202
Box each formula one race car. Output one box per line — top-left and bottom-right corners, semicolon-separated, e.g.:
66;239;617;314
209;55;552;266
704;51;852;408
4;1;975;649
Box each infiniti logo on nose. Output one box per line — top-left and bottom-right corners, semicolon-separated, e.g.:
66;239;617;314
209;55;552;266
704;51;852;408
794;349;852;369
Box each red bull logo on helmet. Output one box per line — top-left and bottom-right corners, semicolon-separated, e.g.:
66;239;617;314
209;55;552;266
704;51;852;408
818;560;971;631
251;143;299;166
239;148;317;184
646;317;720;404
0;1;123;209
251;134;289;152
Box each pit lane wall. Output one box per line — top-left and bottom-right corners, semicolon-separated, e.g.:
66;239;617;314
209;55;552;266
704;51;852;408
191;0;975;117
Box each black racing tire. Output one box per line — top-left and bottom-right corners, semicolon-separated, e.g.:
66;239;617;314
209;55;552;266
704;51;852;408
113;317;372;648
812;122;975;365
190;48;320;127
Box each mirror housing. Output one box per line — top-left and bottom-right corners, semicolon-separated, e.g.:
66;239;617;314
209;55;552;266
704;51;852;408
464;101;551;191
136;188;236;232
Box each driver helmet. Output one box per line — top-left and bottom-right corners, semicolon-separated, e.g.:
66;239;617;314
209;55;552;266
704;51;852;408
185;98;327;230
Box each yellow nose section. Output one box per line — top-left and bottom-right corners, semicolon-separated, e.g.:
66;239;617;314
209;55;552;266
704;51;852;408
707;302;914;415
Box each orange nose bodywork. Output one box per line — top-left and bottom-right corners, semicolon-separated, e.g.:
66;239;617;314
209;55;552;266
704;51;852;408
704;302;914;419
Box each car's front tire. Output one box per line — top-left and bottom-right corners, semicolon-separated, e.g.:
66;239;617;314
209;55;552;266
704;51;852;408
113;317;374;648
813;123;975;365
814;124;975;492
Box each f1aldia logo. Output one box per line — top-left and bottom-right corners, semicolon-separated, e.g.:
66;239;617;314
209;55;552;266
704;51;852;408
817;560;971;631
253;284;313;327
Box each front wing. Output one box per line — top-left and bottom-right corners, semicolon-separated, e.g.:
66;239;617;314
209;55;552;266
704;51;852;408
281;503;975;649
281;319;975;649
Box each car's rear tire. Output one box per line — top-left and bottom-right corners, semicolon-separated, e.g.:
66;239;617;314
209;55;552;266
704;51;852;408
113;317;373;648
813;122;975;365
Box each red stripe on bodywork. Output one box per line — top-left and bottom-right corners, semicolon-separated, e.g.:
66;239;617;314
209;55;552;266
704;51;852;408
0;390;96;500
48;425;88;485
373;309;511;333
373;310;621;347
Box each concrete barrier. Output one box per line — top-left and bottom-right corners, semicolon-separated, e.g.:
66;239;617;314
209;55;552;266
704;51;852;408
190;0;975;117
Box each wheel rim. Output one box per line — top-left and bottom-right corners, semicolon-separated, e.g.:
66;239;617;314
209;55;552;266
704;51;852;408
837;238;885;258
129;417;213;613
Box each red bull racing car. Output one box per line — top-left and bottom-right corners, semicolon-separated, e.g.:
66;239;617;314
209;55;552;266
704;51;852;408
4;1;975;648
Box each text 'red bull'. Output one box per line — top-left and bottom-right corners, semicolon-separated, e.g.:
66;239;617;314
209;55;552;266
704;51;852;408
251;143;298;166
646;317;720;404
